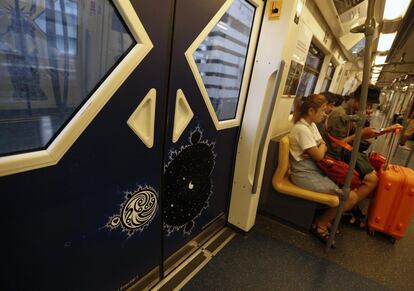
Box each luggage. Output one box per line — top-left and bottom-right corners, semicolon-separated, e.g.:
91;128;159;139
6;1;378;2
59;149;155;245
368;165;414;242
368;129;414;243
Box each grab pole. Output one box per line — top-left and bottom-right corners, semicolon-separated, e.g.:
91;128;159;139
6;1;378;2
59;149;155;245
395;90;414;152
325;0;376;251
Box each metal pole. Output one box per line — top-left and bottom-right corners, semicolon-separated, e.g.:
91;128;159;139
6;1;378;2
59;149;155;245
387;89;402;146
405;148;414;167
326;0;376;251
394;91;414;157
381;91;395;127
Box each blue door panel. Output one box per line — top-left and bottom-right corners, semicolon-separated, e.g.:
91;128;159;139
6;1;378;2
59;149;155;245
0;1;172;290
162;0;240;259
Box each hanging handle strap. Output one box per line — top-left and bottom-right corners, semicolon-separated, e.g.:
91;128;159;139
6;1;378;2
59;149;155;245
327;134;353;152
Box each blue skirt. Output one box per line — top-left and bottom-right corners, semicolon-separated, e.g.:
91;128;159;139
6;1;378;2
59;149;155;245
290;157;339;195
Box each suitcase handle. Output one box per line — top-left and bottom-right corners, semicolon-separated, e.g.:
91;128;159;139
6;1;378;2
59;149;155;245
384;128;401;171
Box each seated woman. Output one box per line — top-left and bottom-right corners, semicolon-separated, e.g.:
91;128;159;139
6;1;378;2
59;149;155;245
289;94;359;244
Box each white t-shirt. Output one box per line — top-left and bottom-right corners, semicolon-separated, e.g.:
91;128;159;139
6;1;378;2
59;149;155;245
289;118;323;161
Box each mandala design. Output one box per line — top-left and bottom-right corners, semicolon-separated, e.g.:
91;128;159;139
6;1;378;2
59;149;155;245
108;187;158;237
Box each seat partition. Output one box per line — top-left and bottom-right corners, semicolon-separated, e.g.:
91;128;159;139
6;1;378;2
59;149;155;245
258;134;339;231
272;136;339;207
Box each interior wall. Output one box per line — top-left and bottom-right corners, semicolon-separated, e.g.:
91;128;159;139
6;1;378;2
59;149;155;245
229;0;358;232
228;0;299;231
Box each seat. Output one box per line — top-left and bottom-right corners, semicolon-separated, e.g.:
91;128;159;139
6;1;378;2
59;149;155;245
272;136;339;207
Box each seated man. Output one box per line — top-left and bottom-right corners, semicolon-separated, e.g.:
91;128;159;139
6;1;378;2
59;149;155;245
326;85;402;227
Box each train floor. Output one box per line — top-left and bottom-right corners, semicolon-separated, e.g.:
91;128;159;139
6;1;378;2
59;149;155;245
183;114;414;291
184;211;414;291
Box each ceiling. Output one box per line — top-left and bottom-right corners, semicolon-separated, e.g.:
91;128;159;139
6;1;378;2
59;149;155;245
377;3;414;87
315;0;414;88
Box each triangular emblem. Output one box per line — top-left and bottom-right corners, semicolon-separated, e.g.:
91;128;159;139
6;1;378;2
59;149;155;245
127;89;156;148
173;89;194;143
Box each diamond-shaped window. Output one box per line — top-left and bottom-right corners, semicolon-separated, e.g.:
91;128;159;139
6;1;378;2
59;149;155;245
0;0;152;176
191;0;255;122
0;0;135;156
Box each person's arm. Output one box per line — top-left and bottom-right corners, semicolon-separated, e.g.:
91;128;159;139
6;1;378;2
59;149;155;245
305;143;327;161
375;124;403;136
340;127;382;143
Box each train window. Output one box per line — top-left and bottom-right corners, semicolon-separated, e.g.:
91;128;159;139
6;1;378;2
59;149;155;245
351;38;365;55
192;0;255;121
296;42;325;97
0;0;135;156
320;62;336;92
283;60;304;96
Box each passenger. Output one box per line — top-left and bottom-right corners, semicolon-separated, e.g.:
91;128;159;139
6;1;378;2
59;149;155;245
289;94;359;243
321;92;337;115
333;94;345;107
326;85;401;227
317;92;337;134
317;92;344;146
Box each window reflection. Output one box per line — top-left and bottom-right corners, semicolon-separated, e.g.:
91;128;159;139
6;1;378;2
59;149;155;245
296;42;325;97
193;0;255;121
0;0;135;156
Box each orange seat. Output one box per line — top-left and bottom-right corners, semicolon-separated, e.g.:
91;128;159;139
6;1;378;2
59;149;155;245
272;136;339;207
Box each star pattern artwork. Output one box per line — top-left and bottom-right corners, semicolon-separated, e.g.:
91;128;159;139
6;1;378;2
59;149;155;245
163;127;216;235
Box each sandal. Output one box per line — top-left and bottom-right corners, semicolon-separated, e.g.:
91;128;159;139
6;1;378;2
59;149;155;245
344;209;366;230
311;225;335;247
327;222;341;235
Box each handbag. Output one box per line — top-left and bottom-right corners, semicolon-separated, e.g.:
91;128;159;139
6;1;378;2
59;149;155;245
368;151;386;172
328;133;374;179
316;155;362;189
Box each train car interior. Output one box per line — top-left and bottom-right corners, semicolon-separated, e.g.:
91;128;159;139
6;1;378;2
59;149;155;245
1;0;414;290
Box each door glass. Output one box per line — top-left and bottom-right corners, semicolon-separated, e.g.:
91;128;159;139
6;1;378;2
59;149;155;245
283;60;304;96
296;42;324;97
192;0;255;121
0;0;135;156
296;70;318;97
305;42;325;71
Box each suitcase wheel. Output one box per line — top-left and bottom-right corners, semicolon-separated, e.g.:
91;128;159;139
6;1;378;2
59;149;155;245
368;229;375;236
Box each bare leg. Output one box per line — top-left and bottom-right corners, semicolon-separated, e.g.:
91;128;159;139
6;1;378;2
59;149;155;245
316;190;359;229
355;171;378;203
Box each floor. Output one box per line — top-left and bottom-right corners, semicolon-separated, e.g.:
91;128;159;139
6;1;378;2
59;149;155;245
185;207;414;291
183;112;414;291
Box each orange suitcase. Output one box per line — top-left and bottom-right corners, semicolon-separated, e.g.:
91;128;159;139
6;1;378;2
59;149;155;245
368;165;414;242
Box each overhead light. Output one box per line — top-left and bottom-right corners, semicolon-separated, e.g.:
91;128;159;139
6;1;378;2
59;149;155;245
375;55;387;65
377;32;397;52
383;0;411;20
296;0;304;16
294;0;305;24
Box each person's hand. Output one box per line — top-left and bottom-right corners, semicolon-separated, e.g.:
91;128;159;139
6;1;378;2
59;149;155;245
381;124;403;134
390;124;403;131
361;127;379;139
